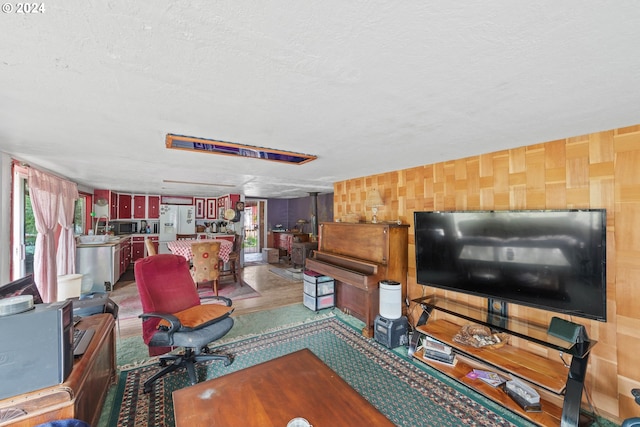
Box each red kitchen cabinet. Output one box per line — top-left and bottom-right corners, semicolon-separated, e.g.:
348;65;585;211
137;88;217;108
229;194;240;209
94;189;119;219
195;198;205;219
147;195;160;219
110;191;118;219
119;238;132;276
133;195;146;219
131;236;145;262
118;194;132;219
206;198;217;219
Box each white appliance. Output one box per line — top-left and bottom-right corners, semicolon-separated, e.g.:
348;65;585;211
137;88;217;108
158;204;196;254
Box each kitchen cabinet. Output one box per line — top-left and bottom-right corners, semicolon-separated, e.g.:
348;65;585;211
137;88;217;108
147;196;160;218
93;189;118;219
76;244;119;291
119;238;131;276
76;237;131;292
216;194;240;218
133;195;146;219
95;190;161;220
206;198;217;219
109;192;118;219
194;198;205;219
132;236;145;262
118;194;131;219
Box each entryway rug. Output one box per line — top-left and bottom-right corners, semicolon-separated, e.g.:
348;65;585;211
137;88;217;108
111;280;261;322
106;316;535;427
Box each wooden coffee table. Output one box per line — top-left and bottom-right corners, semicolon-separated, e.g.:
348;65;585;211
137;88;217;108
173;348;394;427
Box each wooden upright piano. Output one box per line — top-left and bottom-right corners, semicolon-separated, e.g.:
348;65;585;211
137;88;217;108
305;222;409;336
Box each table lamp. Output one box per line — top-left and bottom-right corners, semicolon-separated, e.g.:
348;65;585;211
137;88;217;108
365;189;384;223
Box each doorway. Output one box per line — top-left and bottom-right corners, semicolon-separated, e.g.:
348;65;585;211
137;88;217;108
243;199;266;262
11;168;35;279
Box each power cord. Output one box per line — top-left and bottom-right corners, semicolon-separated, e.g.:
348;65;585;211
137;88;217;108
582;381;603;427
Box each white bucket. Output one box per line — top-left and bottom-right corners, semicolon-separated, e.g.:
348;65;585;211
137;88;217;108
57;274;83;301
379;280;402;319
80;274;93;294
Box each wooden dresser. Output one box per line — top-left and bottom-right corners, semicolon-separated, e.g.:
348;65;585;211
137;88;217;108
0;314;116;427
305;222;409;336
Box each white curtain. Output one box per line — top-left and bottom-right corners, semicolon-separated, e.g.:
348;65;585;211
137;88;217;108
28;168;78;302
57;179;79;275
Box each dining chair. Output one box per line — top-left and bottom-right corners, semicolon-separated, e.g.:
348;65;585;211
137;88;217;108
145;237;157;256
192;240;221;295
219;234;243;285
176;233;197;240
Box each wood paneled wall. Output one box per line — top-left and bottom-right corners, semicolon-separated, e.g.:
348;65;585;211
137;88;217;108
333;124;640;423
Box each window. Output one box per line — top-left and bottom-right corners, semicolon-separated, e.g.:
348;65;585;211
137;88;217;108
74;193;91;235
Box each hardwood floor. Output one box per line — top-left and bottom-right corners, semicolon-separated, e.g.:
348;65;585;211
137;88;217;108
112;258;304;339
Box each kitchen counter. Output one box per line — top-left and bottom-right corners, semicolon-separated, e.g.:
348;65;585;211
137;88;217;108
76;236;133;291
75;234;159;248
196;233;236;240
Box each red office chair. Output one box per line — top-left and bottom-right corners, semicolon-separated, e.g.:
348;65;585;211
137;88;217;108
134;254;234;393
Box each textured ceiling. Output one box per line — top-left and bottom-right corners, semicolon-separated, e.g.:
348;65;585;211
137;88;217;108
2;1;639;198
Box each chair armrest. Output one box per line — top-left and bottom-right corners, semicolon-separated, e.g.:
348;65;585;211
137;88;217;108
139;312;182;333
199;295;233;307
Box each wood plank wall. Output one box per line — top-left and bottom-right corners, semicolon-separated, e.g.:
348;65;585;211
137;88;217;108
333;124;640;423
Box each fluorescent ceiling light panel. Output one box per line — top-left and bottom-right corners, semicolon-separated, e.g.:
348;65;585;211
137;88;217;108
166;134;317;165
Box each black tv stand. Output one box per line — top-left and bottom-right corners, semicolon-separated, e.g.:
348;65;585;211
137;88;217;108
409;296;596;427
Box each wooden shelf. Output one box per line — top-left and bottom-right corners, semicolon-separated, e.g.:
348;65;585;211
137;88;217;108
411;313;594;427
416;320;568;394
413;345;563;427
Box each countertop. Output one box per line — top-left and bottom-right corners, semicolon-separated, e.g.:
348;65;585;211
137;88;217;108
76;232;235;248
76;235;130;248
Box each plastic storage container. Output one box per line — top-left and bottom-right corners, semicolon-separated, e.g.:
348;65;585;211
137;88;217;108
56;274;83;301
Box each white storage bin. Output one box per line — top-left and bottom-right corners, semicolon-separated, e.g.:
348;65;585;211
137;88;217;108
303;280;335;297
57;274;83;301
303;293;335;311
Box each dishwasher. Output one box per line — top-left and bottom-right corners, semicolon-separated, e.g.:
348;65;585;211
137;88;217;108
76;245;118;292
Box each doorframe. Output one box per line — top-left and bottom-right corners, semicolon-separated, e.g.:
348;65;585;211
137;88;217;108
244;198;267;257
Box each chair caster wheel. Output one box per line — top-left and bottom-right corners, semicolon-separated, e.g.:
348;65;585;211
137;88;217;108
143;385;152;393
224;356;233;367
159;359;168;367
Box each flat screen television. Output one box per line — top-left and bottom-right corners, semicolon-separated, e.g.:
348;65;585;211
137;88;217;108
414;209;607;322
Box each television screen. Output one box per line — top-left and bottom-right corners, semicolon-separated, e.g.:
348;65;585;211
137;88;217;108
414;210;607;321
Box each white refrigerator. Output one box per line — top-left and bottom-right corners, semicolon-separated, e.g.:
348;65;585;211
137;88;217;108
158;204;196;254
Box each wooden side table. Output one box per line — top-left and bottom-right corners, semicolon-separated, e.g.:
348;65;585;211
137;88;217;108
0;314;116;427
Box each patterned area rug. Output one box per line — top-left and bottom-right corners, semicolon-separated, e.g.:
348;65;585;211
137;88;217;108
111;279;261;321
106;317;535;427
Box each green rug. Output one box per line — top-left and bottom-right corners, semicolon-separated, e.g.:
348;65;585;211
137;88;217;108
105;315;537;427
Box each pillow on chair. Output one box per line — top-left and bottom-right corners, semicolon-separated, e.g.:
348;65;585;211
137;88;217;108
158;304;233;330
